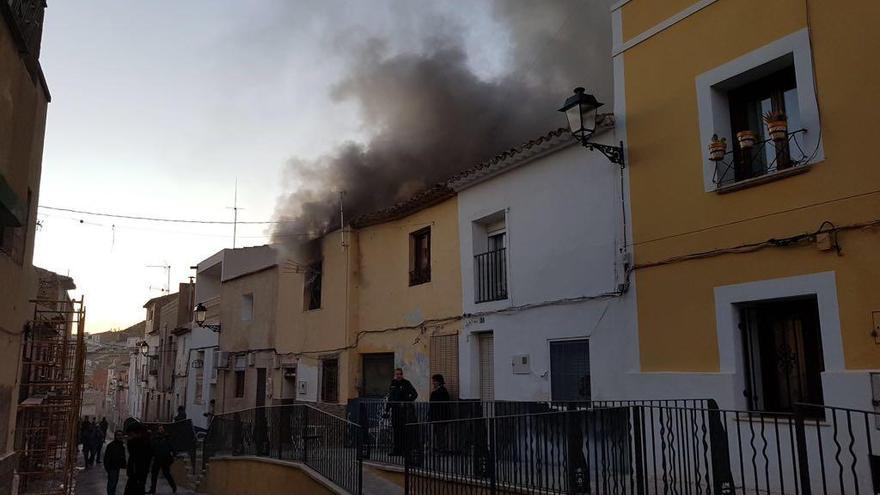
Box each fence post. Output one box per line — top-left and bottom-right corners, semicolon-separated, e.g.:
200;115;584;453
706;400;735;494
404;423;411;495
793;404;813;495
357;423;364;495
566;406;589;494
301;406;310;464
632;406;646;495
489;416;497;495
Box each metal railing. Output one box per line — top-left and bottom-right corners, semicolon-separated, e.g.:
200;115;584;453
357;398;710;468
403;401;880;495
474;248;507;303
204;404;363;494
712;129;811;189
409;266;431;286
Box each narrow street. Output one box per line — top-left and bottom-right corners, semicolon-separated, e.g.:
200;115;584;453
74;451;204;495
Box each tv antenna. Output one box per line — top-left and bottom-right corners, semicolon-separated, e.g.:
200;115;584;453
227;179;244;249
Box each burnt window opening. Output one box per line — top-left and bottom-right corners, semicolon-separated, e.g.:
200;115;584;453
0;189;31;265
303;260;322;311
234;370;245;398
409;227;431;286
739;296;824;415
320;358;339;403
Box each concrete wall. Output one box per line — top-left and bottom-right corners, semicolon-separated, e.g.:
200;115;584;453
219;267;278;353
199;458;334;495
456;140;638;401
0;6;49;475
352;197;463;399
616;0;880;409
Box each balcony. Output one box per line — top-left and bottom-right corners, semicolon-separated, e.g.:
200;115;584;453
474;248;507;303
712;129;812;192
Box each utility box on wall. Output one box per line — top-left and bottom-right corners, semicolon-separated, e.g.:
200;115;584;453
512;354;531;374
297;380;308;395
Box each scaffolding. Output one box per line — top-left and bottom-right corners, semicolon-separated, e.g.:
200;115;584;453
14;297;86;495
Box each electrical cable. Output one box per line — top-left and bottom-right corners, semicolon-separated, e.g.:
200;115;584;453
38;205;294;225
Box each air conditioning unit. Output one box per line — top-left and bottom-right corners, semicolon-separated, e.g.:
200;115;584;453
215;352;231;369
247;353;256;367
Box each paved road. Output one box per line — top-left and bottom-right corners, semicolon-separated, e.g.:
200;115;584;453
75;462;203;495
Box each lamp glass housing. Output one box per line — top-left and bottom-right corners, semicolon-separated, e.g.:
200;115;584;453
559;87;603;141
194;303;207;326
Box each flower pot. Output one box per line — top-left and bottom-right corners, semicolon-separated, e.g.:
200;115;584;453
736;130;758;149
708;141;726;161
765;120;788;141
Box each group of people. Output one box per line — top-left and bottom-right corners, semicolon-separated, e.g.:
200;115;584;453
79;416;109;467
79;415;180;495
384;368;451;456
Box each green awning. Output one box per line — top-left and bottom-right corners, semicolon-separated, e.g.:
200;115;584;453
0;173;25;227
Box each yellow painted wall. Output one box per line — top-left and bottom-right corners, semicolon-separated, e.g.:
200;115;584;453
0;14;48;468
199;458;333;495
621;0;880;371
620;0;700;42
351;197;463;399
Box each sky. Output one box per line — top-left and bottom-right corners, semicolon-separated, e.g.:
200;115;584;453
32;1;524;332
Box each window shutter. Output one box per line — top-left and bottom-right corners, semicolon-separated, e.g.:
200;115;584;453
478;334;494;400
430;334;459;398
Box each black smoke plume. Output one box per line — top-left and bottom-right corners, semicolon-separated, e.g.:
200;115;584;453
272;0;612;244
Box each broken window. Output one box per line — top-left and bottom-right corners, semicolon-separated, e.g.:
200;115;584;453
409;227;431;286
304;260;322;311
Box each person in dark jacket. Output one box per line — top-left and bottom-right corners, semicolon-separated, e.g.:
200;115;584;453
147;425;177;494
104;430;127;495
124;421;152;495
173;406;186;422
384;367;417;456
100;417;109;435
84;420;99;467
429;374;451;453
92;420;107;464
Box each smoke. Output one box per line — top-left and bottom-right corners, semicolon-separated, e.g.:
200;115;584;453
272;0;612;246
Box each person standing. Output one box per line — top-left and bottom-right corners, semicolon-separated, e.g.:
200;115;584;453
124;421;152;495
173;406;187;422
385;367;417;456
100;417;109;435
429;374;451;453
147;425;177;494
84;421;97;467
92;420;107;464
104;430;127;495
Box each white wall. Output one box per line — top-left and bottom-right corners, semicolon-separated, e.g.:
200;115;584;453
456;135;640;401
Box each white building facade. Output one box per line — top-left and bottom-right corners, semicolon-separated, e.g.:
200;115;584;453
453;126;639;402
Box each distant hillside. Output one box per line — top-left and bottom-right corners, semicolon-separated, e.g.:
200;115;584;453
90;320;145;343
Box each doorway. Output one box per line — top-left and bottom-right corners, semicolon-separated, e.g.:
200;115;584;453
361;353;395;398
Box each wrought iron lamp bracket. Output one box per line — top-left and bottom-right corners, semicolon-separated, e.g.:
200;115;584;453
577;139;626;167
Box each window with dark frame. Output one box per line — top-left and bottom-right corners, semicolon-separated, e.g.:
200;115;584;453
0;189;31;265
739;297;824;414
550;339;591;401
234;370;245;398
727;64;800;183
303;260;322;310
360;353;394;398
409;227;431;286
320;357;339;403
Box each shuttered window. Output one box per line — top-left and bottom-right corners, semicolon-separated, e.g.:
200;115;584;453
430;334;459;398
477;333;494;400
550;339;590;401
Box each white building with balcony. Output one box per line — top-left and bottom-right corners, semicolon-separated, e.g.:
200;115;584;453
452;124;639;402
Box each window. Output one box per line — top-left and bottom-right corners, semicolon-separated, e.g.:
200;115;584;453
194;351;205;404
361;353;394;398
477;333;494;401
550;340;590;401
234;370;246;398
726;65;801;183
474;213;507;303
430;334;459;398
303;260;322;310
241;293;254;321
0;189;31;265
696;29;823;191
320;358;339;403
739;297;824;413
409;227;431;286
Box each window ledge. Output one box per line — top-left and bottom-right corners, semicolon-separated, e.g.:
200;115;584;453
714;163;814;194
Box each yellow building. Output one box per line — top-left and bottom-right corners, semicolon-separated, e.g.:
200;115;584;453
614;0;880;410
0;2;49;490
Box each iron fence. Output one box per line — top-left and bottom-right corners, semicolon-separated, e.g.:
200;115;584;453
204;404;363;494
474;248;507;303
403;401;880;495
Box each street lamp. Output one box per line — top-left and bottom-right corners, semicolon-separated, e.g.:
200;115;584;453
193;303;221;332
559;87;625;167
139;341;149;357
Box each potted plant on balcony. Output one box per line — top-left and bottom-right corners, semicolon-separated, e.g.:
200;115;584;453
708;134;727;161
763;111;788;141
736;130;758;149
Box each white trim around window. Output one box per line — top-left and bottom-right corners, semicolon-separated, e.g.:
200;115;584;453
696;28;824;192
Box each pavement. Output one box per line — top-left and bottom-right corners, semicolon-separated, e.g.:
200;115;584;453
74;451;204;495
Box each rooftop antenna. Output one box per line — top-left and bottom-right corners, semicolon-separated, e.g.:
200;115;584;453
227;179;244;249
146;264;171;293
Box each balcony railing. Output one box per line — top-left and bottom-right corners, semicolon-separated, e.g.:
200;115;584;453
712;129;811;190
5;0;46;59
474;248;507;303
